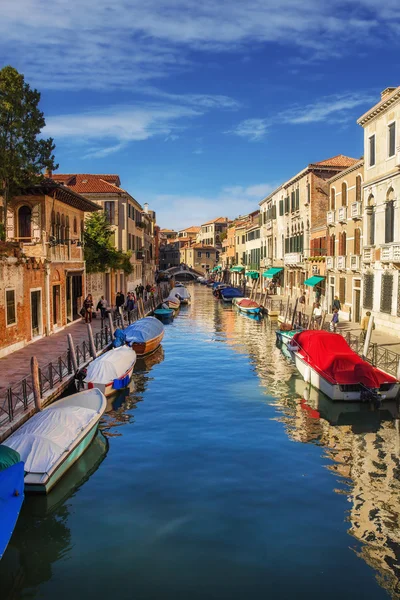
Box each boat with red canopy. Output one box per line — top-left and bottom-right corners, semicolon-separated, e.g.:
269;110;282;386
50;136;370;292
288;330;400;402
233;298;263;315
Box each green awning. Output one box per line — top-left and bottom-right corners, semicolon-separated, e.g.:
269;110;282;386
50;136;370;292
211;266;221;272
245;270;259;279
230;266;244;273
304;276;325;287
263;267;283;278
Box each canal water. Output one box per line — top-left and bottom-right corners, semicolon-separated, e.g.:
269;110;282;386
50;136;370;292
2;284;400;600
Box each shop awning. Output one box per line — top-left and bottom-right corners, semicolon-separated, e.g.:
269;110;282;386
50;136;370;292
230;266;244;273
211;266;221;272
245;270;259;279
304;276;325;287
263;267;283;279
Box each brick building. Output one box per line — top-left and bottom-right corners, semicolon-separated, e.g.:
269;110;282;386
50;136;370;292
0;181;98;357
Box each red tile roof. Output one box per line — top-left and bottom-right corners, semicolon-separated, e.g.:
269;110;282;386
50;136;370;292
182;225;201;233
310;155;359;168
53;173;124;194
201;216;229;226
190;244;217;250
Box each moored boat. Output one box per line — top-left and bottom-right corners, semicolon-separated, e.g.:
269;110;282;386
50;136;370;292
123;317;164;356
154;307;174;323
288;330;400;402
234;298;263;315
0;447;24;560
164;296;180;310
170;286;191;304
220;287;243;303
82;346;136;396
2;389;107;494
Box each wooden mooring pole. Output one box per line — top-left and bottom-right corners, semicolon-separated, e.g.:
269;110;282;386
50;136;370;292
87;324;97;359
31;356;42;412
67;333;78;374
362;315;374;359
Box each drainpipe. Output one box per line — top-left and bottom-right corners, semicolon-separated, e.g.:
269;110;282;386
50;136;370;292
45;261;51;336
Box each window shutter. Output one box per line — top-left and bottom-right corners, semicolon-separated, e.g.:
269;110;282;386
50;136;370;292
272;205;277;219
385;201;394;243
363;274;374;309
296;188;300;210
6;207;15;240
381;272;393;314
32;203;42;241
354;229;360;255
339;278;346;304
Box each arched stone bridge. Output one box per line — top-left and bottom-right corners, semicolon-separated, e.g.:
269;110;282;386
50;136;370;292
164;265;204;280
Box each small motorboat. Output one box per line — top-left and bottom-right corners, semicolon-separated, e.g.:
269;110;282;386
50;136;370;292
234;298;263;315
122;317;164;356
0;447;24;560
2;389;107;494
154;307;174;324
288;330;400;402
164;296;180;310
82;346;136;396
170;286;191;304
220;287;243;303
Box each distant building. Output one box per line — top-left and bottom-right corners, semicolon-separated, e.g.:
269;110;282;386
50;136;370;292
180;243;218;273
358;87;400;335
159;241;180;270
142;203;157;286
197;217;229;248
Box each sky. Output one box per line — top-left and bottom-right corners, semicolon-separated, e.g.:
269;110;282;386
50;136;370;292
1;0;399;229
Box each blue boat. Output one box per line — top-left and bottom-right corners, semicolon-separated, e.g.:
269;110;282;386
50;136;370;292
220;287;244;303
0;446;24;560
154;308;174;324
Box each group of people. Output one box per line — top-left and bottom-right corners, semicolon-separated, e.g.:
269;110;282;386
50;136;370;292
82;285;156;324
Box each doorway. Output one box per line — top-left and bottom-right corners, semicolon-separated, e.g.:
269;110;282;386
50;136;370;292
31;289;42;337
329;277;335;313
353;279;361;323
53;285;61;327
66;274;83;323
18;205;32;241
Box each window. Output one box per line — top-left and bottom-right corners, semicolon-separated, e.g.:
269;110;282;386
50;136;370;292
285;196;289;213
279;200;284;216
18;205;32;240
330;188;335;210
363;273;374;309
197;251;202;258
356;176;362;203
295;188;300;210
307;183;311;204
6;289;16;326
369;134;375;167
341;182;347;207
291;191;295;212
242;235;245;244
388;122;396;157
339;231;346;255
385;200;395;243
104;201;115;224
381;272;393;314
206;252;210;258
354;228;361;255
339;278;346;304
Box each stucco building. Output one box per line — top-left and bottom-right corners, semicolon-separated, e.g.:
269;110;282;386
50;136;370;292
357;87;400;335
180;243;217;273
197;217;229;248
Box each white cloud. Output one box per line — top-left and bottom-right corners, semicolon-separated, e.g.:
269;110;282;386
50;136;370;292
229;118;269;141
0;0;398;91
193;149;203;155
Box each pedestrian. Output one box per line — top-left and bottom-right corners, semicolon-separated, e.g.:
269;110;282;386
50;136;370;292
360;311;374;342
125;292;135;313
330;308;339;332
312;302;322;330
116;291;124;311
96;295;108;320
83;294;93;323
299;291;306;313
332;295;341;311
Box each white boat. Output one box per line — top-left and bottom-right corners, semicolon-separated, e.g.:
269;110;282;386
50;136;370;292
170;286;191;304
83;346;136;396
3;389;107;494
288;330;400;402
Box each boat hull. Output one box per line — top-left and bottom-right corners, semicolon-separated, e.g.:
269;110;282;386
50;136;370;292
237;305;261;315
291;351;400;401
0;461;24;559
131;330;164;356
84;364;135;397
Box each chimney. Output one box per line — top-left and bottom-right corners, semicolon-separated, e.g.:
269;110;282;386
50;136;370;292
381;87;397;101
144;202;149;213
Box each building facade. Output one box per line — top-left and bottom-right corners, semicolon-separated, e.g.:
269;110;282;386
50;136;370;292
142;203;157;286
325;160;364;321
358;87;400;335
1;181;98;357
197;217;229;248
180;243;217;273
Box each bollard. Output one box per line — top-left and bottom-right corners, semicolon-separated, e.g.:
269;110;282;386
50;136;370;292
87;323;97;359
67;333;78;373
108;312;115;337
31;356;42;412
362;314;374;359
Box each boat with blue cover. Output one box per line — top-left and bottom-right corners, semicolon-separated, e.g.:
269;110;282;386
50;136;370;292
154;307;174;323
116;317;164;356
220;287;243;303
0;447;24;560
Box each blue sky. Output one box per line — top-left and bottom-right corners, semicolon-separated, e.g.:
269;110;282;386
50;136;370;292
1;0;399;228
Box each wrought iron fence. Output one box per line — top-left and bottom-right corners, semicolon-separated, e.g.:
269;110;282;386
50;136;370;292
0;374;34;427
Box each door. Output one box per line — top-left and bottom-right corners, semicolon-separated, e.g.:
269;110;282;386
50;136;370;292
353;286;361;323
66;276;72;323
31;290;41;337
72;275;82;320
330;277;335;313
53;285;60;327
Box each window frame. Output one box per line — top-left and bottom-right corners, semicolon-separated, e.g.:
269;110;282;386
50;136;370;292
5;288;17;327
368;134;376;167
388;121;396;158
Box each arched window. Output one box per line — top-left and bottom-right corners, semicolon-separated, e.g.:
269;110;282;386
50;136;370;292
18;205;32;241
356;175;362;203
330;188;335;210
354;228;361;255
330;233;336;256
385;188;395;243
339;231;347;255
367;194;375;245
73;217;77;234
341;182;347;207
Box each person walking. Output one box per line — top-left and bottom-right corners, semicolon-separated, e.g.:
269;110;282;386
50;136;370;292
96;296;108;320
330;308;339;332
360;311;374;342
312;302;322;330
83;294;93;323
116;291;124;311
332;295;341;311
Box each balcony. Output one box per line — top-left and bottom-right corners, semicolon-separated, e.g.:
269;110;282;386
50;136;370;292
327;211;336;226
326;256;334;269
363;247;373;263
351;202;362;220
350;255;361;270
381;244;400;263
284;252;303;266
336;255;346;270
337;207;347;223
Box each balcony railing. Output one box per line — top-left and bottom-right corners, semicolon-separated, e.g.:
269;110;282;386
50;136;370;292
327;211;335;226
338;207;347;223
326;256;334;269
351;202;362;219
336;255;346;270
284;252;303;266
350;254;361;270
363;247;373;263
381;244;400;263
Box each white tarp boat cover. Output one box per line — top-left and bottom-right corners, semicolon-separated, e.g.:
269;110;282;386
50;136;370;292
85;346;136;384
165;296;180;305
4;400;99;475
170;287;190;300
